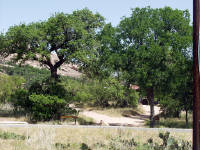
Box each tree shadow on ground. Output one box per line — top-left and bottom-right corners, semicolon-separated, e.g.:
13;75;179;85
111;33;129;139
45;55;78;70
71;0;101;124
122;110;149;120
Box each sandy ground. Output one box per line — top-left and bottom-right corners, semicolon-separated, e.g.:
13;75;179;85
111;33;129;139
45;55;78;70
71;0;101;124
80;105;161;127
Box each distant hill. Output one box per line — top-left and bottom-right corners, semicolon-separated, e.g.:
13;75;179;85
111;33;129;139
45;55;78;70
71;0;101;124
0;54;82;78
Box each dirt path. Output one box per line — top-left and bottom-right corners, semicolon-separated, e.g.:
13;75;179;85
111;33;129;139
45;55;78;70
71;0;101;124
81;110;145;126
80;105;160;127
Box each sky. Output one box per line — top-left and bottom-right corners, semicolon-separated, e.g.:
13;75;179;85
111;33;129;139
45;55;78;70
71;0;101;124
0;0;193;33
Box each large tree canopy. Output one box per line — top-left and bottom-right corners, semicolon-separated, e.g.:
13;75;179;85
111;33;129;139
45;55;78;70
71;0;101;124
0;9;105;79
81;23;122;79
115;7;192;127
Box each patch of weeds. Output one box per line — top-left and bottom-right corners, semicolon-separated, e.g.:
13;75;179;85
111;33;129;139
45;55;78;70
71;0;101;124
0;131;27;140
108;136;137;150
93;142;107;149
85;132;191;150
145;132;192;150
80;143;91;150
55;143;70;150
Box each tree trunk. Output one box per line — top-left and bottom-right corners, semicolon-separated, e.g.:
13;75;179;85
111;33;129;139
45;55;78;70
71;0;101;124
147;87;155;128
51;67;58;79
174;110;180;118
185;109;188;127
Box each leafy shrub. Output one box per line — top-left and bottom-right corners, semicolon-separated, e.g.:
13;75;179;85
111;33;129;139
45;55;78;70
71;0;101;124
28;94;69;121
11;91;76;121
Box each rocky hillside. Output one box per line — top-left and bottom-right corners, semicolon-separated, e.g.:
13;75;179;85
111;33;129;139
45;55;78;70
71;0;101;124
0;54;82;78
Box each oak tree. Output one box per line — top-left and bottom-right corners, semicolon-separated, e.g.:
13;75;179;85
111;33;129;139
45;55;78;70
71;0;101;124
117;7;192;127
0;9;104;79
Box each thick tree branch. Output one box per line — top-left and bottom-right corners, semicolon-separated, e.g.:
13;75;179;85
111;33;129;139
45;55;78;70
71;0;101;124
54;57;66;69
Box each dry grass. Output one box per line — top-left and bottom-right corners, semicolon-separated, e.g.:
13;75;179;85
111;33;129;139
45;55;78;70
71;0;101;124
149;111;193;129
0;126;192;150
85;105;144;118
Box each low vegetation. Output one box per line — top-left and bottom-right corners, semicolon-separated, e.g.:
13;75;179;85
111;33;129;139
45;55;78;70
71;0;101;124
0;64;50;89
0;131;27;140
0;127;192;150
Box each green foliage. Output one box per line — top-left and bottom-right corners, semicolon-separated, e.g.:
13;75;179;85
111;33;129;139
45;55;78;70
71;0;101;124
60;77;93;102
0;8;105;79
10;89;75;121
117;6;192;94
10;88;30;111
81;23;119;79
0;64;50;89
28;94;69;121
0;131;27;140
159;97;181;118
118;89;139;107
29;78;70;100
89;78;139;107
146;132;192;150
0;73;25;103
60;77;139;108
112;6;192;127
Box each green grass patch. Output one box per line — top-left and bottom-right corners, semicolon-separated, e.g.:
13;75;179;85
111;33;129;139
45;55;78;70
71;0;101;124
0;131;27;140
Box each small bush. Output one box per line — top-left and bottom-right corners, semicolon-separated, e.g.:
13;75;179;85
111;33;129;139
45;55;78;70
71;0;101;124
29;94;68;121
11;91;76;121
80;143;91;150
55;143;70;150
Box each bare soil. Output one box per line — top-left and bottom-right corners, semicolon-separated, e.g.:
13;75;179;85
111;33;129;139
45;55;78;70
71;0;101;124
79;105;161;127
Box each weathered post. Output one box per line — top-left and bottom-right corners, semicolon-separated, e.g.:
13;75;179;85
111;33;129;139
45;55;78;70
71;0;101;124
193;0;200;149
